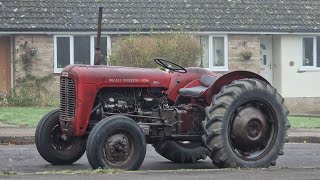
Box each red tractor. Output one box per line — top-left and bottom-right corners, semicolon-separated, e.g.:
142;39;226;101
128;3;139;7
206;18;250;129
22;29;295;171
35;58;290;170
35;8;290;170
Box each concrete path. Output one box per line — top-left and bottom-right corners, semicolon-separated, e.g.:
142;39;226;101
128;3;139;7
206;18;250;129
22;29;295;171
0;127;320;144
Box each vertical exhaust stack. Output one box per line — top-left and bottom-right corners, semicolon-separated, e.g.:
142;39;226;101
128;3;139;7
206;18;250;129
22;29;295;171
94;7;103;65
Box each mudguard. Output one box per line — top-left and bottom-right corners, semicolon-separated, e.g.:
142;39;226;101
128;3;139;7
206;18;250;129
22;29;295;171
205;71;269;104
166;67;217;103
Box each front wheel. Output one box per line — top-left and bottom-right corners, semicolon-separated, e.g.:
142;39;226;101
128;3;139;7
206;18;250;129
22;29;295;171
35;109;86;165
86;115;146;170
204;79;290;168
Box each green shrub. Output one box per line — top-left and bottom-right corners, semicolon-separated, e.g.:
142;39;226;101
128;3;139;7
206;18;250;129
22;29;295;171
108;33;203;68
2;74;57;107
2;90;59;107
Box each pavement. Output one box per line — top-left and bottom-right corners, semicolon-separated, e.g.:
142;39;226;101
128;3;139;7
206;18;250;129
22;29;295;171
0;127;320;144
0;127;35;144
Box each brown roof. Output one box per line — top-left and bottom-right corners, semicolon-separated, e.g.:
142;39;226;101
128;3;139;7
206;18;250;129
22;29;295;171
1;0;320;32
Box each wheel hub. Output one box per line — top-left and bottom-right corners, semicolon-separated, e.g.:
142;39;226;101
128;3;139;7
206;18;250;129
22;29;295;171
231;106;269;152
105;134;130;163
50;124;74;150
247;119;262;138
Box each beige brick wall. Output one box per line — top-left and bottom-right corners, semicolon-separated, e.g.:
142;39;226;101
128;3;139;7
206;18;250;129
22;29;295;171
14;34;60;96
228;35;260;74
285;97;320;116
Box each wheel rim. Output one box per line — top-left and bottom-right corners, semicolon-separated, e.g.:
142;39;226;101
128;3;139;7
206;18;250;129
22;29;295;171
102;130;136;168
50;124;76;151
229;99;277;161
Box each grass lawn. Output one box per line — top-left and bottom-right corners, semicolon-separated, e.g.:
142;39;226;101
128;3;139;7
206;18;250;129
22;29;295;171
0;107;320;128
0;107;57;127
288;116;320;129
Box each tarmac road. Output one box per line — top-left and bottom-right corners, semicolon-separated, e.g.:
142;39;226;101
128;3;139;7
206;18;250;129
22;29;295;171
4;169;320;180
1;143;320;179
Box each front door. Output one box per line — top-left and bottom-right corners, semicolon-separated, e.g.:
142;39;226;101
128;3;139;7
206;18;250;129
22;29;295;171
0;36;11;96
260;36;273;84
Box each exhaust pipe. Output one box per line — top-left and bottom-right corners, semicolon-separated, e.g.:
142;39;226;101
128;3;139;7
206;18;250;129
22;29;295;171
94;7;103;65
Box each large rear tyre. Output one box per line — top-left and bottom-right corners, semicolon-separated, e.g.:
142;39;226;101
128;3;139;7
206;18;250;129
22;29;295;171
86;115;146;170
35;109;86;165
204;79;290;168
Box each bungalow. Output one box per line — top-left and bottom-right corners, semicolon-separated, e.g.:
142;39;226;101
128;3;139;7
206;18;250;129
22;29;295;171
0;0;319;114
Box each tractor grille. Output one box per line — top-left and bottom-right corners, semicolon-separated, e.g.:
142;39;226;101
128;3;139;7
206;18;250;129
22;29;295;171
60;77;76;121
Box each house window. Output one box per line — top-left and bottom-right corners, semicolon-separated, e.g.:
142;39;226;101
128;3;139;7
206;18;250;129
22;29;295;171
199;35;228;71
56;36;71;69
54;35;111;73
301;36;320;70
74;36;90;65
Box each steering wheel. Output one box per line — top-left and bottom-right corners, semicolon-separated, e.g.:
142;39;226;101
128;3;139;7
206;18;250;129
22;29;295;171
154;58;187;73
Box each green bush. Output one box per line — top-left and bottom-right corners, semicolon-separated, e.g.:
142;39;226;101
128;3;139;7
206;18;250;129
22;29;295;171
1;74;58;107
1;90;59;107
108;33;203;68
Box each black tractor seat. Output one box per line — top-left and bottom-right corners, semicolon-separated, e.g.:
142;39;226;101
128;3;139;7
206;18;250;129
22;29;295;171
179;75;217;97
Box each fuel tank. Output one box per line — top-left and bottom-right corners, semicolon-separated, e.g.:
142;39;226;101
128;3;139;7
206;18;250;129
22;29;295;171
62;65;171;89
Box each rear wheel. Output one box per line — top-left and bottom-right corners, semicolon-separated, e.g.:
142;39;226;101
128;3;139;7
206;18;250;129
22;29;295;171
204;79;290;168
35;109;86;165
86;115;146;170
153;141;207;163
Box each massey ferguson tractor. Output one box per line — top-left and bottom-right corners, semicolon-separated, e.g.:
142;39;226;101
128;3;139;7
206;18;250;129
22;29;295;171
35;8;290;170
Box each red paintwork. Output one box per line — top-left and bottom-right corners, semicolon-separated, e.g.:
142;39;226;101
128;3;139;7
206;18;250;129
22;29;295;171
61;65;267;136
61;65;171;136
183;79;202;89
166;67;217;102
65;65;172;88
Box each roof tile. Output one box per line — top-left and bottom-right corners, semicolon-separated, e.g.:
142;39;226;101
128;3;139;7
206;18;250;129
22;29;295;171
1;0;320;32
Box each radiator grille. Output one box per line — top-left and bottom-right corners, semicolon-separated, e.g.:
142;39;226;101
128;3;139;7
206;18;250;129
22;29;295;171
60;77;75;121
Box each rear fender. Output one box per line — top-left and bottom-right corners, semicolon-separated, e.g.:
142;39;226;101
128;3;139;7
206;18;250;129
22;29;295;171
173;79;202;104
166;67;217;103
205;71;269;104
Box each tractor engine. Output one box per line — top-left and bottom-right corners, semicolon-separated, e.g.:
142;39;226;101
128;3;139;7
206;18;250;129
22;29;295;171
90;87;205;142
95;87;168;114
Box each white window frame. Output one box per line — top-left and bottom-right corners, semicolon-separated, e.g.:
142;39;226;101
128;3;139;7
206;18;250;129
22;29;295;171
300;36;320;71
208;35;229;71
54;35;111;73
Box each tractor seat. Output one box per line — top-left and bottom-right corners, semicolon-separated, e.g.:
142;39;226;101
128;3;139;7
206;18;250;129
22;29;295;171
179;75;217;97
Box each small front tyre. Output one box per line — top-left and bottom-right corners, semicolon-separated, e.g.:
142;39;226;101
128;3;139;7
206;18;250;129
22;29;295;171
86;115;146;170
35;109;86;165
